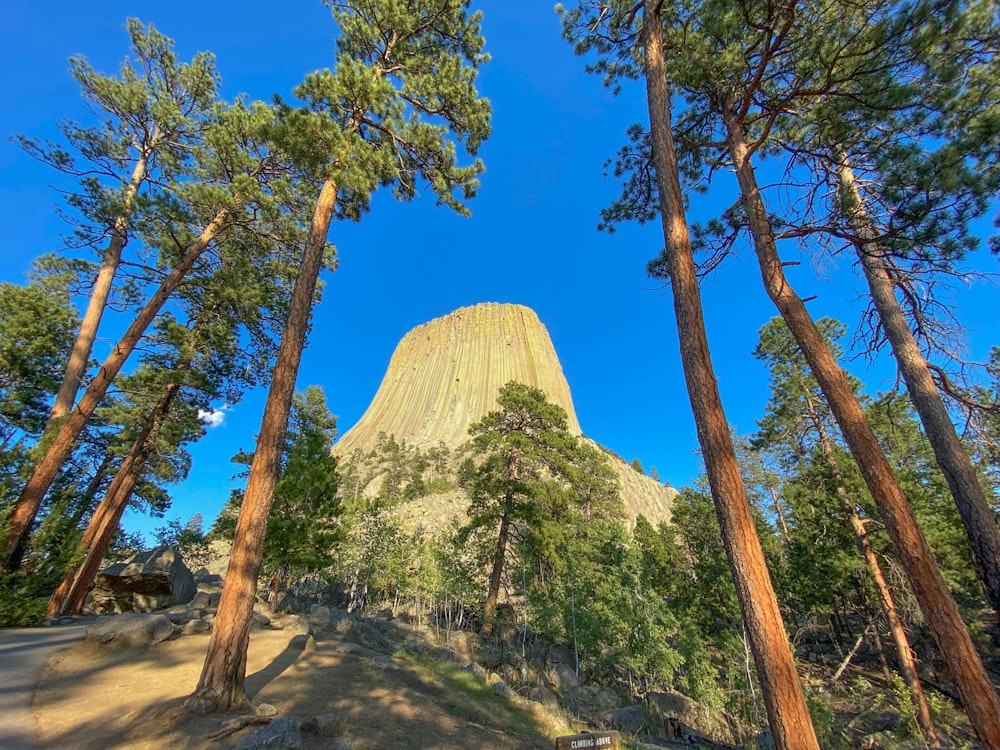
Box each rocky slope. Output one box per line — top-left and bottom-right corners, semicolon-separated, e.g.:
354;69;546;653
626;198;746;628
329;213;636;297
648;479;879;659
334;303;674;526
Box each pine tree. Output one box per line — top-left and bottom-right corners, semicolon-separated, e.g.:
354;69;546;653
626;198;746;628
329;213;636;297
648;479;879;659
1;96;297;574
192;0;490;711
753;316;939;744
561;3;820;745
460;382;578;633
15;19;219;429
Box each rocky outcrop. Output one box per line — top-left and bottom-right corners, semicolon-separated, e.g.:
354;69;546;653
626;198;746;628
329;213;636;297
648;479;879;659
89;546;196;613
334;303;581;455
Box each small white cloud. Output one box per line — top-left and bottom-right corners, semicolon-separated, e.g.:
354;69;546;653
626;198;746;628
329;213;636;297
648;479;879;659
197;408;226;428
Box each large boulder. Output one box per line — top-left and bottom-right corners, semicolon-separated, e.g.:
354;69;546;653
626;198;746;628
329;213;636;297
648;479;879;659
85;613;174;649
647;690;740;746
90;546;196;613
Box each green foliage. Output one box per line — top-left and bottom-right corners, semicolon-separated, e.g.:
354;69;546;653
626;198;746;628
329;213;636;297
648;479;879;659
0;279;78;438
15;18;221;289
155;513;210;570
630;457;644;474
277;0;491;219
0;571;59;626
213;386;341;573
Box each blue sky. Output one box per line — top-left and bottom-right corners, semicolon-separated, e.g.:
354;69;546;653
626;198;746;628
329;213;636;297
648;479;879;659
2;0;997;539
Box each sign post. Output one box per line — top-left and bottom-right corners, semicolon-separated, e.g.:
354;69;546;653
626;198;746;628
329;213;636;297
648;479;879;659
554;730;621;750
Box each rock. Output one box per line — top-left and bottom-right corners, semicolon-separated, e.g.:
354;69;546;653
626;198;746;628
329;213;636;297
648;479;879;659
304;713;341;736
429;646;466;664
529;686;559;708
252;610;271;628
550;662;580;689
465;661;488;681
329;303;675;531
271;614;310;635
85;613;174;649
191;591;212;609
563;685;620;716
648;690;740;746
164;605;203;624
89;547;196;613
182;619;212;635
307;605;332;627
255;703;279;718
492;680;512;698
603;705;646;734
193;571;224;590
233;716;302;750
348;620;395;654
548;643;575;665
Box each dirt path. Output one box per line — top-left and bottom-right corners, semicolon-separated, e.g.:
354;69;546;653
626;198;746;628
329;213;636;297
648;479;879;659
32;626;559;749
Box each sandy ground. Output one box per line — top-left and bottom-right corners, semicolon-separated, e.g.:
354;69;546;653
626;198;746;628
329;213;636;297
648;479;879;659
31;626;558;749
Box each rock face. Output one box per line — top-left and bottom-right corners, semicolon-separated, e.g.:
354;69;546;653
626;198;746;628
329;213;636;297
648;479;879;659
90;546;196;613
334;302;675;526
335;303;581;455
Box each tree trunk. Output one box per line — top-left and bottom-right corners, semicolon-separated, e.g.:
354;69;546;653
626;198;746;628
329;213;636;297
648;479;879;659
642;8;820;748
191;178;337;712
837;156;1000;621
47;379;182;617
0;206;230;574
482;505;511;636
807;398;939;746
720;96;1000;747
46;153;151;430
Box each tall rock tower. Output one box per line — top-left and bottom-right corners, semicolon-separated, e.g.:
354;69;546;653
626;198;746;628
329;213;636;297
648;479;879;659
335;303;581;454
334;302;674;526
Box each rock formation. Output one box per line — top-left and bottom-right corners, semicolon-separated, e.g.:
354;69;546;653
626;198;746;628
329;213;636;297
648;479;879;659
335;302;581;454
334;303;675;526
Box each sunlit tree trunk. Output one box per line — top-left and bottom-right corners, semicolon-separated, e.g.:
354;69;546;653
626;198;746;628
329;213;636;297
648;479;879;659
837;155;1000;622
721;96;1000;747
191;178;337;711
805;393;939;746
0;207;230;575
642;7;820;747
48;379;182;617
46;152;152;430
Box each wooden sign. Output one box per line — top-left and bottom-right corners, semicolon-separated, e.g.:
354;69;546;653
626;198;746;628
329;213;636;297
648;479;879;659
554;730;621;750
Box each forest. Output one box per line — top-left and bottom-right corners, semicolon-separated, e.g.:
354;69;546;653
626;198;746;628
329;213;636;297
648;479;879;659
1;0;999;748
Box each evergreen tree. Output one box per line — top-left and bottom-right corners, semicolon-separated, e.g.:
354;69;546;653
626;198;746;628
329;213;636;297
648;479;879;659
15;19;219;428
1;93;303;573
460;382;578;633
194;0;490;711
753;316;939;744
561;3;820;745
214;386;340;573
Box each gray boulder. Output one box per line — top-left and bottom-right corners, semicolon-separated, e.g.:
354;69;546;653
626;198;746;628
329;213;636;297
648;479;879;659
85;613;174;649
648;690;739;746
603;705;647;734
90;546;196;613
233;716;302;750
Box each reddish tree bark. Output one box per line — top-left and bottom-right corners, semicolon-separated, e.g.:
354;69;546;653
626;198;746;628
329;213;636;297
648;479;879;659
837;156;1000;622
46;152;151;430
0;207;230;574
642;6;820;747
191;178;337;711
721;96;1000;747
47;380;182;617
